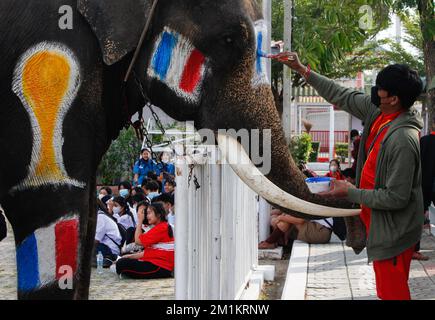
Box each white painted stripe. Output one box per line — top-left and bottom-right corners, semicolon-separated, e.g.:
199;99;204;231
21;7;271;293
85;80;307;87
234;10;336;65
281;241;309;300
35;223;56;286
151;242;175;251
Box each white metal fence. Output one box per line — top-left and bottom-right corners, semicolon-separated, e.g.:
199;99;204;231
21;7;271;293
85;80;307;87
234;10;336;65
174;154;259;300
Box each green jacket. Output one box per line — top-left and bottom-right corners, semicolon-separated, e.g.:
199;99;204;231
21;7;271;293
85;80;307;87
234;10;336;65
307;71;424;262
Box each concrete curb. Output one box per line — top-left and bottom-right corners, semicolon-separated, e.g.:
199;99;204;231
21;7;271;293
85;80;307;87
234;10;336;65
281;241;309;300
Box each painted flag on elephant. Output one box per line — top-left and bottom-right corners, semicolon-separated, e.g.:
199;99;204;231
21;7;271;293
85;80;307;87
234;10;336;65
148;27;207;105
16;216;79;292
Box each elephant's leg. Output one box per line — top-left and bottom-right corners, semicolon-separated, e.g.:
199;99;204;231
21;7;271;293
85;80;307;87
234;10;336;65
1;184;95;300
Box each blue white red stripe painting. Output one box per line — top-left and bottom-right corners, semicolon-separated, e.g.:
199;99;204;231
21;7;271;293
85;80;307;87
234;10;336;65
148;27;207;105
253;20;270;86
16;216;79;292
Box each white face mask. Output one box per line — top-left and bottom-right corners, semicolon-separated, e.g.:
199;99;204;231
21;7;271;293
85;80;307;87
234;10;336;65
98;194;105;200
113;206;122;216
330;166;338;173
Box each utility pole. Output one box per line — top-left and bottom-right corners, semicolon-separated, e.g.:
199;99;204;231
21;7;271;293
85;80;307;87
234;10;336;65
259;0;272;243
283;0;293;143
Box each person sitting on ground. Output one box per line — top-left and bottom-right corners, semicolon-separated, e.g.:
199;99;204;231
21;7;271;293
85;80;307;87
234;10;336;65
147;171;163;193
325;159;345;180
97;195;112;215
115;202;174;279
112;196;136;244
153;193;175;229
259;211;333;249
164;179;176;195
118;181;133;206
130;193;149;222
121;200;150;255
157;151;176;187
94;204;123;266
98;186;113;200
144;180;161;200
0;209;7;242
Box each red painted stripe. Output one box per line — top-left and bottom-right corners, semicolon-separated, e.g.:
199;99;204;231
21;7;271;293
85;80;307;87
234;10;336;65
55;219;79;280
179;49;205;93
431;131;435;136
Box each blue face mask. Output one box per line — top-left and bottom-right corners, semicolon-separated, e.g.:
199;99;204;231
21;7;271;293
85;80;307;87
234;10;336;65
119;189;129;198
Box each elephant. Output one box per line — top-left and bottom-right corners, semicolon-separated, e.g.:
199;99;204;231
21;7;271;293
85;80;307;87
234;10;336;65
0;0;364;300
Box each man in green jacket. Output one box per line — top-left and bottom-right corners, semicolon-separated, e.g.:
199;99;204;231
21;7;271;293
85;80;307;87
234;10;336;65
273;52;424;300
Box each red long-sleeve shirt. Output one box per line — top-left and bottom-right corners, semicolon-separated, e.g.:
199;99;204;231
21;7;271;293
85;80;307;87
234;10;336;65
139;222;174;271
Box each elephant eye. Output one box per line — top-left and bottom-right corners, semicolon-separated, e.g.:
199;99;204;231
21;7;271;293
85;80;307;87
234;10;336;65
224;37;233;44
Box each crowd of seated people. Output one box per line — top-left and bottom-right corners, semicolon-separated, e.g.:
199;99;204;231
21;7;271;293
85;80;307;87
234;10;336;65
93;149;176;279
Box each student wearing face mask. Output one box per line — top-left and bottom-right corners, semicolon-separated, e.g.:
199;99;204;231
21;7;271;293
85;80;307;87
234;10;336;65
98;187;112;201
118;181;133;207
325;159;345;180
157;152;176;187
112;196;136;244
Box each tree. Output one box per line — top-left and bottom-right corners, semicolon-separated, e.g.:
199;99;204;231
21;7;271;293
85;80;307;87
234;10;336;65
97;127;142;185
392;0;435;131
271;0;393;111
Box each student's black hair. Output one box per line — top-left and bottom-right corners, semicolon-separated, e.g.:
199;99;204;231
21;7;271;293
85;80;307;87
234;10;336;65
132;193;147;204
99;186;113;195
145;180;160;192
350;130;360;139
133;186;144;194
376;64;423;109
148;202;174;238
152;193;174;206
147;171;158;180
118;181;132;191
165;179;176;187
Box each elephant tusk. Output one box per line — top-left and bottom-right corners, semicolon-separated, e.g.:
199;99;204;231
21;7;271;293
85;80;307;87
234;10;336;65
217;133;361;218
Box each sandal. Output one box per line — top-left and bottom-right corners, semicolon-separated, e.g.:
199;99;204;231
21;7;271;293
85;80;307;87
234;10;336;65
412;252;429;261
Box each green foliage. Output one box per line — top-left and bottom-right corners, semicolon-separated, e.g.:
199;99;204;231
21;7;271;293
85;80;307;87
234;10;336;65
97;127;142;185
335;142;349;163
309;141;320;162
271;0;392;90
290;133;313;163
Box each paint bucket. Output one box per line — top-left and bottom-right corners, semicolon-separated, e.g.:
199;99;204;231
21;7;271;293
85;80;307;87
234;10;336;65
305;177;334;194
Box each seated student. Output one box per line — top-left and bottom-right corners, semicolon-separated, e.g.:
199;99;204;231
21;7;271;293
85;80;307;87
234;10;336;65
94;207;123;266
325;159;345;180
130;193;149;222
153;193;175;229
259;211;333;249
0;209;7;242
112;196;136;244
98;187;113;200
157;152;176;187
164;179;176;195
115;202;174;279
131;186;145;197
147;171;163;193
144;180;161;200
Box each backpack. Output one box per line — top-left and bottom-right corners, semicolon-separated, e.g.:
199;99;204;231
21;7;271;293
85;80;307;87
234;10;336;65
324;217;347;241
99;212;127;250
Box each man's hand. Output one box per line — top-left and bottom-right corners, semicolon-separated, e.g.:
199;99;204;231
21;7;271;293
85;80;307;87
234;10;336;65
269;52;308;76
319;180;356;199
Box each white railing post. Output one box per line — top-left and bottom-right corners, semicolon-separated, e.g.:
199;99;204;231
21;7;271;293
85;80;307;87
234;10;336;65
258;197;271;242
209;161;222;299
175;160;189;300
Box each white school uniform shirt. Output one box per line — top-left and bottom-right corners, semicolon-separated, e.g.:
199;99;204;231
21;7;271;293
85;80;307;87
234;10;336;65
117;214;136;230
167;210;175;230
95;212;122;255
314;218;333;229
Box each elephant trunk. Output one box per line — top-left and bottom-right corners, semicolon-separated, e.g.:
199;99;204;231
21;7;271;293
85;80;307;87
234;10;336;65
209;55;356;219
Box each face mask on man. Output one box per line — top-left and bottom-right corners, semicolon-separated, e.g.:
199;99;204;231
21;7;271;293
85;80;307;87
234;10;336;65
119;189;129;198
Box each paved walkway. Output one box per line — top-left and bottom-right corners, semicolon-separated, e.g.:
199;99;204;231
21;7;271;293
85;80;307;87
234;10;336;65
0;224;174;300
284;230;435;300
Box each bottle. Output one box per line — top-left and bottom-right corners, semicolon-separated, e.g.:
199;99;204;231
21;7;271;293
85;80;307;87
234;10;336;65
97;251;104;274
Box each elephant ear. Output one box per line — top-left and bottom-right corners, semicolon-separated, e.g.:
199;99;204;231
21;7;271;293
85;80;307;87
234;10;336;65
78;0;151;65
